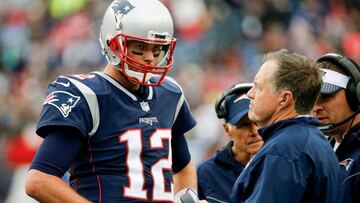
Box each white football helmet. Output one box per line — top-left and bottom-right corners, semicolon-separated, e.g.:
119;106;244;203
99;0;176;86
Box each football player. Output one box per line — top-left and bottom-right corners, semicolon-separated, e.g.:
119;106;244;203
25;0;202;202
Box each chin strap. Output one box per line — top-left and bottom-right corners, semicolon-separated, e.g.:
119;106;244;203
174;188;199;203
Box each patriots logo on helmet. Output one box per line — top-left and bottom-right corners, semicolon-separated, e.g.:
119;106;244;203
112;0;135;16
339;158;353;171
43;91;81;117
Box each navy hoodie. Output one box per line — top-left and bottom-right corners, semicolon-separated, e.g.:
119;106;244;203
229;117;344;203
197;141;244;202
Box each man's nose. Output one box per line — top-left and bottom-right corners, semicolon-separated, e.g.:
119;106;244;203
250;123;259;136
143;50;155;64
311;103;323;117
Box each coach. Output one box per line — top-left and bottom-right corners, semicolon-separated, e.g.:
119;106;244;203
312;53;360;203
229;50;344;203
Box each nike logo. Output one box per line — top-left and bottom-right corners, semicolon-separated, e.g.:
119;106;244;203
53;81;70;87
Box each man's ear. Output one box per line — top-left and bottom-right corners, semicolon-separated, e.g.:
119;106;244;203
279;90;293;108
223;123;232;139
223;123;229;133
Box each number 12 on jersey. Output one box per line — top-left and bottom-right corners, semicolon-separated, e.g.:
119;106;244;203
119;129;173;201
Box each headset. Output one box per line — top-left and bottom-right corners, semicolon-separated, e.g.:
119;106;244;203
316;53;360;131
317;53;360;111
215;83;253;119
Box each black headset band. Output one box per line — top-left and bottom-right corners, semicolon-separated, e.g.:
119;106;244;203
317;54;360;83
215;83;253;119
317;53;360;111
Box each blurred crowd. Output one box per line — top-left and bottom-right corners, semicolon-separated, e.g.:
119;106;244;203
0;0;359;202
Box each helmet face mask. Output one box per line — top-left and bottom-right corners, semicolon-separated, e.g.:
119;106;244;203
108;33;176;86
99;0;177;86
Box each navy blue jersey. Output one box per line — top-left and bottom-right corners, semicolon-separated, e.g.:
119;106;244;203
197;141;244;203
34;72;196;202
229;117;344;203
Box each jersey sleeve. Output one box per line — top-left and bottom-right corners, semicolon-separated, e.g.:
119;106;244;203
159;77;196;172
171;131;191;173
170;98;196;172
36;76;95;138
172;100;196;135
30;128;84;177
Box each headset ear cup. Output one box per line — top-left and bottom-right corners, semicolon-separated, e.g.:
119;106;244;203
215;92;227;119
345;79;356;111
218;101;226;118
355;82;360;110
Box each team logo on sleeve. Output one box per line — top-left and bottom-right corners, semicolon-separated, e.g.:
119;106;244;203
339;158;353;171
43;91;81;117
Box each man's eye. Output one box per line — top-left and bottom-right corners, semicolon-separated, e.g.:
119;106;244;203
319;94;334;100
153;48;161;56
135;45;145;50
236;121;251;128
153;45;162;52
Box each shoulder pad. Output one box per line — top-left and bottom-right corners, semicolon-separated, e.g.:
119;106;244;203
153;76;184;94
49;75;100;136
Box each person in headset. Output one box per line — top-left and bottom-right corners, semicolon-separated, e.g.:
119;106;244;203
25;0;205;202
196;83;263;203
229;50;343;203
311;53;360;203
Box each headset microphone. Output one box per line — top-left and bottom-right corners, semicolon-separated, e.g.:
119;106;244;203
318;107;360;132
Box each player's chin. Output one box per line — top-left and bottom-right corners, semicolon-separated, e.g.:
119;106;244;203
246;141;264;154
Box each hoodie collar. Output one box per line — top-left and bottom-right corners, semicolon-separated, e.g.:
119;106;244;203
258;117;320;141
214;141;244;173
